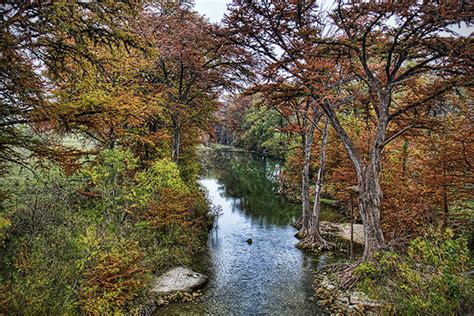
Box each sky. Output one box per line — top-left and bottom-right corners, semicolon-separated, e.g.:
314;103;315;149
193;0;340;23
194;1;473;36
194;0;230;23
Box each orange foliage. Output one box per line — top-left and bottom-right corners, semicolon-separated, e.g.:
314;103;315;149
81;241;148;314
143;188;196;230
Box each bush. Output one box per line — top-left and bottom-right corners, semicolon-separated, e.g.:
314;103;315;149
0;170;96;314
131;158;188;209
144;188;195;230
79;229;150;315
81;148;138;222
355;228;474;315
0;216;11;248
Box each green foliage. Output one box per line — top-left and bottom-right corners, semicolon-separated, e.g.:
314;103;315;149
79;148;138;223
79;229;149;315
0;147;210;314
355;229;474;315
0;216;11;248
133;158;188;206
239;105;289;157
0;178;86;314
177;140;203;185
84;149;138;187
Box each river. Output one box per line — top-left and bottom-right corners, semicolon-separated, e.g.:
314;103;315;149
159;148;348;315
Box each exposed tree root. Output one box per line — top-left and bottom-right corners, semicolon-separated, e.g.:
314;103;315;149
296;233;332;251
292;216;303;229
294;228;309;239
337;260;362;290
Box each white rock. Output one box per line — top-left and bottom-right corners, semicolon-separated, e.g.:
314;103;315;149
320;221;364;244
151;267;208;295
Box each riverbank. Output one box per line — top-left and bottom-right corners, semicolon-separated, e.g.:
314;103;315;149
151;148;370;314
0;151;212;314
313;272;388;315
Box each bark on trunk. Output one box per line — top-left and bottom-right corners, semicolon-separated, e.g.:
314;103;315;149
292;215;303;229
322;100;386;263
401;140;409;178
297;116;330;250
296;99;318;238
172;119;181;163
358;168;385;261
298;130;313;237
358;106;388;261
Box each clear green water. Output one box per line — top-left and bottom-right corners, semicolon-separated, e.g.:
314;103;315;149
158;149;348;315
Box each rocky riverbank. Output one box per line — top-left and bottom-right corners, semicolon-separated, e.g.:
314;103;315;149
140;267;208;315
313;271;389;315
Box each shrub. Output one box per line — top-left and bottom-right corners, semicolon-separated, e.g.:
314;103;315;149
79;230;149;315
144;188;195;230
81;148;138;222
0;174;86;314
355;228;474;315
131;158;188;209
0;225;84;314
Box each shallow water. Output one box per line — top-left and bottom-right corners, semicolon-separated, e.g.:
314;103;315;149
159;149;347;315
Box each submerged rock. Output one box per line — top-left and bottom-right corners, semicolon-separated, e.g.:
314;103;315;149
151;267;208;295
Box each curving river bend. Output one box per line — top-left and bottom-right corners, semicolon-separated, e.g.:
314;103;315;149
159;148;347;315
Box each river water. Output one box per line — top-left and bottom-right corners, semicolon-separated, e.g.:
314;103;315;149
160;148;347;315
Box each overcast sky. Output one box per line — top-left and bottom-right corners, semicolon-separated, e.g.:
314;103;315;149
193;0;338;23
194;0;472;36
194;0;230;23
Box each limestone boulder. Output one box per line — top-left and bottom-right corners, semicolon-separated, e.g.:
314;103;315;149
151;267;208;295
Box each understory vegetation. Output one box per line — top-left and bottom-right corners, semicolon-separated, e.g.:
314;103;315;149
355;229;473;315
0;149;211;314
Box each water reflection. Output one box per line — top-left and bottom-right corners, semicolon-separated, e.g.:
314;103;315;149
159;149;342;315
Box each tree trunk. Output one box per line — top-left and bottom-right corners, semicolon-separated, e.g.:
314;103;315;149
172;118;181;163
297;116;330;250
350;198;355;260
108;126;116;149
296;99;318;238
358;167;385;261
322;100;386;263
358;108;387;261
401;140;409;178
297;130;313;237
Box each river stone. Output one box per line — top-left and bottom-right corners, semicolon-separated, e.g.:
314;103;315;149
151;267;208;295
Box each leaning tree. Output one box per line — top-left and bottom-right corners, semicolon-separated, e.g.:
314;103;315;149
320;1;472;273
